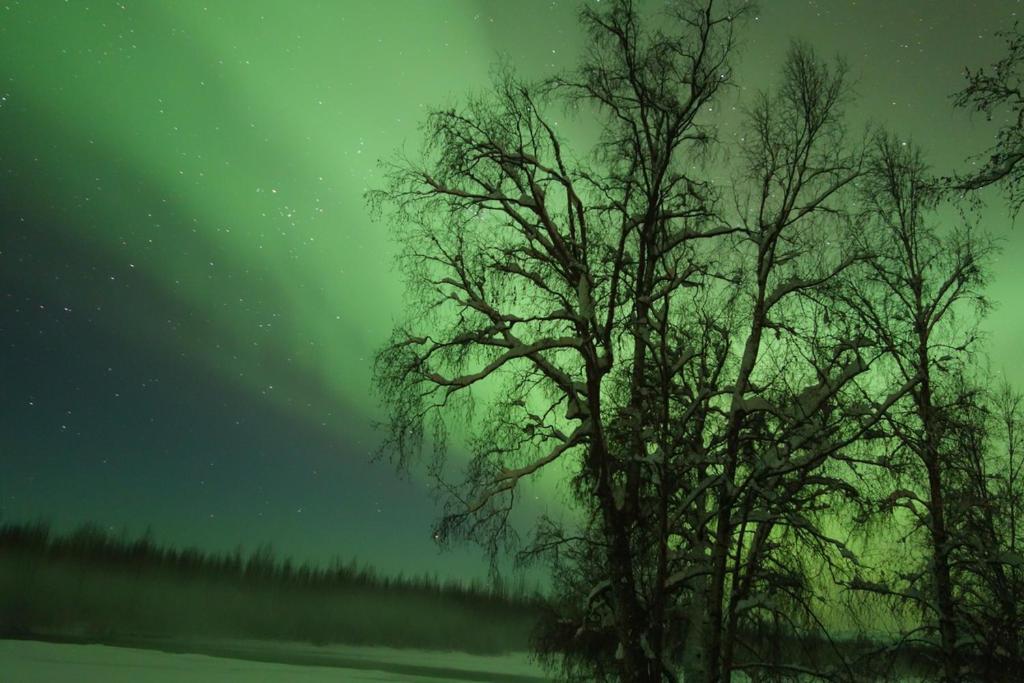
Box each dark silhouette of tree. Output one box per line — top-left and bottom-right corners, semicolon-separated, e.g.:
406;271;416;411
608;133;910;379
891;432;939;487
940;377;1024;681
369;2;918;681
837;133;998;683
953;24;1024;211
371;2;747;679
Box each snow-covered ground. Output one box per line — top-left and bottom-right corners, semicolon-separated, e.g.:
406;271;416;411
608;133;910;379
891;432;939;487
0;639;551;682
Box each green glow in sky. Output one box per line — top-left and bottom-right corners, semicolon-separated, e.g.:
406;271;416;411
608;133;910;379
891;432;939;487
1;0;1020;576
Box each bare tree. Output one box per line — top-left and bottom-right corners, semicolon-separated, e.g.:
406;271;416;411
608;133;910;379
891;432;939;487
953;24;1024;211
839;134;997;683
939;377;1024;680
694;42;873;683
371;3;907;682
372;3;746;679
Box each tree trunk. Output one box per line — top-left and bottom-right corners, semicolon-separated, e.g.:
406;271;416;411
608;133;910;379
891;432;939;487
682;583;711;683
588;394;657;683
918;359;959;683
601;501;657;683
926;464;959;683
705;295;769;683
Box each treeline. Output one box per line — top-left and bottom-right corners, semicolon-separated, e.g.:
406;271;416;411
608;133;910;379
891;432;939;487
0;520;543;653
0;520;540;602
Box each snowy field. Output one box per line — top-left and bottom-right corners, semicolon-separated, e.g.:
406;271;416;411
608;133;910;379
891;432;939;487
0;638;552;682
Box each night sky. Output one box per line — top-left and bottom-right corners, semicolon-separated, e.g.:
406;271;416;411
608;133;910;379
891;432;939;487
1;0;1022;581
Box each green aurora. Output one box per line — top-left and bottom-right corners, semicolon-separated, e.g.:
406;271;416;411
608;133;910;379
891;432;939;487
1;0;1022;578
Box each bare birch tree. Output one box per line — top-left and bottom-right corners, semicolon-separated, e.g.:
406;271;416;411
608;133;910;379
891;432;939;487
939;377;1024;681
838;134;997;683
371;3;906;682
372;3;746;680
